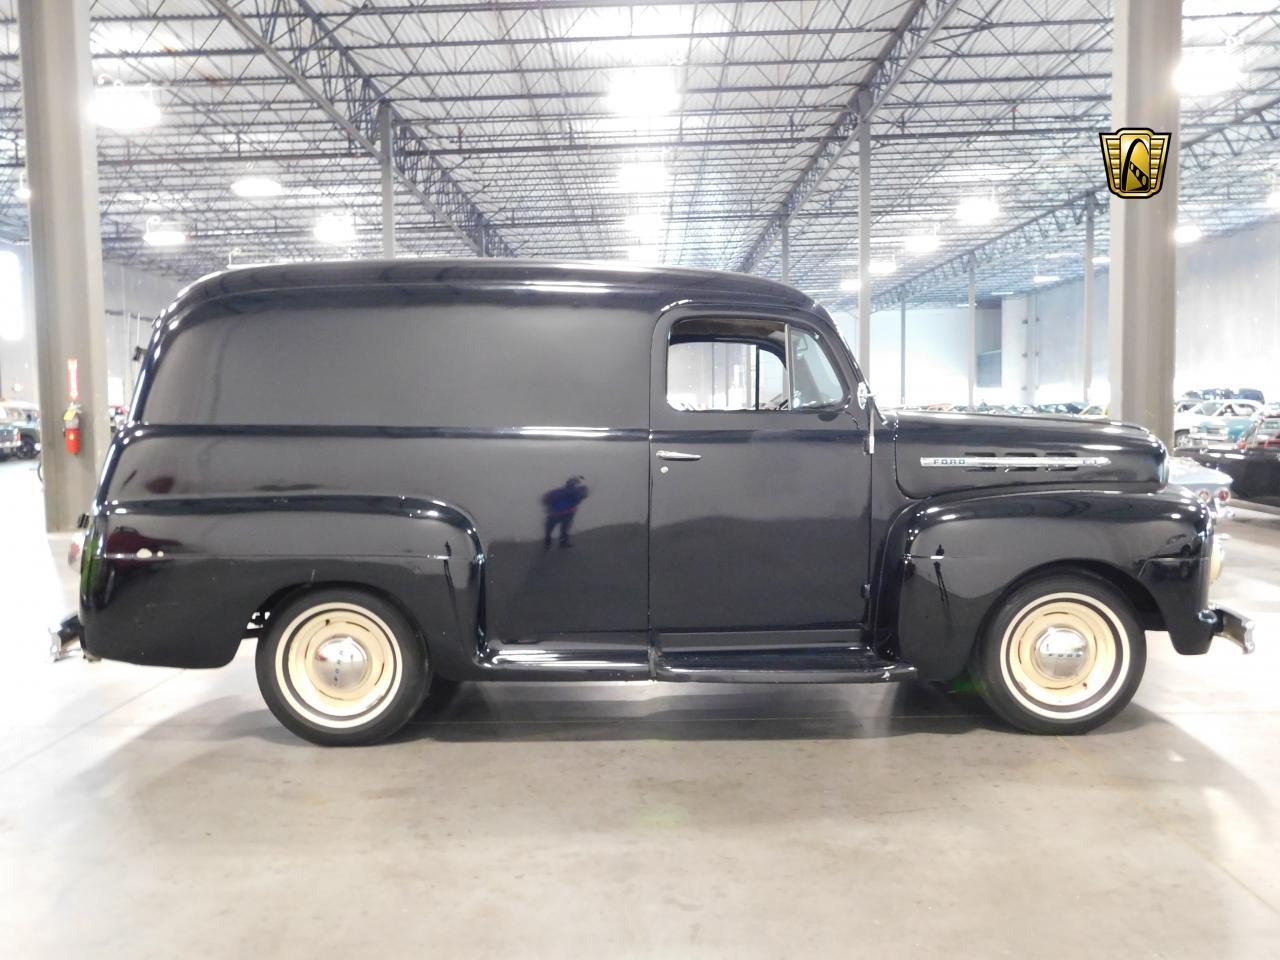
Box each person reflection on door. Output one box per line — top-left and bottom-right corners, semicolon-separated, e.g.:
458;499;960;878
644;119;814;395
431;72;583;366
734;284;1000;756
542;476;589;549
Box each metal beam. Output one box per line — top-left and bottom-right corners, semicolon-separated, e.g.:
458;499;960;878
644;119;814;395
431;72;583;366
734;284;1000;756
207;0;514;257
733;0;962;274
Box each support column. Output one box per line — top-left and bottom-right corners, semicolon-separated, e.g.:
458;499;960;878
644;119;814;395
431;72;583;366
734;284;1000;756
1109;0;1181;442
17;0;108;532
780;221;790;284
967;254;977;410
377;99;395;258
1082;193;1095;404
857;103;872;380
899;299;907;407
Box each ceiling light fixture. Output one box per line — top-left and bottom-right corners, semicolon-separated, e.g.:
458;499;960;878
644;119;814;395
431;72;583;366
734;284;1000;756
1173;47;1244;97
1266;188;1280;210
91;82;162;132
1174;223;1202;245
839;277;864;293
623;210;664;240
143;218;186;248
1092;254;1111;266
868;260;898;277
615;160;669;194
955;196;999;226
606;67;680;118
903;231;940;254
14;170;30;202
1032;274;1060;285
314;212;356;245
231;174;284;199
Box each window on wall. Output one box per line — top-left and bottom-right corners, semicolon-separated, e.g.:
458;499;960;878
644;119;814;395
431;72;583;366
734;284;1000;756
666;317;846;412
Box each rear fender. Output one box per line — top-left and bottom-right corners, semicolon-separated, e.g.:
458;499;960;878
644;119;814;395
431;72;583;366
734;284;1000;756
80;494;484;673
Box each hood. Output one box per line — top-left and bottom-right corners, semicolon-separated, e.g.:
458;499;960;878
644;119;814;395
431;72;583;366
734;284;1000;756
891;410;1166;499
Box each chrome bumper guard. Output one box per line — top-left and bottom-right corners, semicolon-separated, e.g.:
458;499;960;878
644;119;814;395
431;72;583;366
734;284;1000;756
49;614;95;663
1203;605;1255;654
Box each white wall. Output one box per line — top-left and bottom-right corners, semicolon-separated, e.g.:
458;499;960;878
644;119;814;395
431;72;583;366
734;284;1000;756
0;246;179;409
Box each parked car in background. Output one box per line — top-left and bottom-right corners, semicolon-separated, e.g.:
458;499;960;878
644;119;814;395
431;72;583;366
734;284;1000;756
1168;456;1233;517
1034;402;1084;415
1182;388;1266;404
0;422;20;460
1079;404;1109;418
0;401;39;460
1184;400;1263;449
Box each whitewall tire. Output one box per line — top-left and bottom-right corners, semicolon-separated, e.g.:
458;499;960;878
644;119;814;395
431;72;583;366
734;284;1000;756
971;574;1146;734
256;589;429;746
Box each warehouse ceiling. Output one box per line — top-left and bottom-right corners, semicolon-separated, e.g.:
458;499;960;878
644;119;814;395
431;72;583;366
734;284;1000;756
0;0;1278;309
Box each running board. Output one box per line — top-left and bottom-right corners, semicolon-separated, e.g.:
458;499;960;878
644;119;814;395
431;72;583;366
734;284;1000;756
654;646;915;684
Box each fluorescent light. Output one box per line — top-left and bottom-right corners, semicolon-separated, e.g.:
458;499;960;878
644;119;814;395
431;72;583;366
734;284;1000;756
1092;254;1110;266
231;174;284;199
91;84;161;132
1032;274;1060;285
14;171;29;202
143;219;186;247
623;211;664;240
1173;48;1244;96
1174;223;1202;245
1266;188;1280;209
868;260;897;277
606;68;679;118
989;290;1014;296
314;212;356;245
903;232;940;254
955;196;999;226
839;277;864;293
615;160;669;194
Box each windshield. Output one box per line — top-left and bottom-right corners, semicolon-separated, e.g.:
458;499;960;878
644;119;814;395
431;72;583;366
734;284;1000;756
1192;401;1224;416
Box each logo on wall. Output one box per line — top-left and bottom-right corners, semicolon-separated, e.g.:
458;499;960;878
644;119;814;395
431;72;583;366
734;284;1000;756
1098;128;1171;199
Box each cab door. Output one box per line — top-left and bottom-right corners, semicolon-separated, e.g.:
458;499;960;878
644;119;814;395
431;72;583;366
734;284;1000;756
647;305;873;648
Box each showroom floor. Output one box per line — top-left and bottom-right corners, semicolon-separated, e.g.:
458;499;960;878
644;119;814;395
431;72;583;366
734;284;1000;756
2;458;1279;958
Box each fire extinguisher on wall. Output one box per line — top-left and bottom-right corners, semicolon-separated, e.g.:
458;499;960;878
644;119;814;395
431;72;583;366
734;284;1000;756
63;403;82;455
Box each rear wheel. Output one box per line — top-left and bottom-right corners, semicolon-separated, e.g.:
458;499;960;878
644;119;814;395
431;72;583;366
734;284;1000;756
256;589;429;746
970;573;1146;734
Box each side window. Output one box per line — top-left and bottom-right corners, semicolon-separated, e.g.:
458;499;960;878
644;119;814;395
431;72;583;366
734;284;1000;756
666;317;846;413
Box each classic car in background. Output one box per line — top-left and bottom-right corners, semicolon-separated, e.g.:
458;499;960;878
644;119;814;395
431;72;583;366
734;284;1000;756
1181;387;1267;404
0;401;39;459
0;422;19;460
1168;456;1233;517
1175;399;1262;448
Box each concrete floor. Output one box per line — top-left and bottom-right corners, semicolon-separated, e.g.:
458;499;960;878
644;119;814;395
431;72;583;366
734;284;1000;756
2;458;1279;958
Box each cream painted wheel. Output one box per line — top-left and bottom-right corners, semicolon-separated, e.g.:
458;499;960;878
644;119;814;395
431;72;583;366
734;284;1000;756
972;574;1146;734
257;589;429;746
275;603;403;729
1000;593;1129;721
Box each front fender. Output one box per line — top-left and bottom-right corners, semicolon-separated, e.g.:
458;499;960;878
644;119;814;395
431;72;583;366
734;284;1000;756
873;486;1213;680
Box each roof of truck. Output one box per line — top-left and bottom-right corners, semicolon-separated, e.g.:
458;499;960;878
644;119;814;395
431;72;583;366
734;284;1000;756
176;258;822;314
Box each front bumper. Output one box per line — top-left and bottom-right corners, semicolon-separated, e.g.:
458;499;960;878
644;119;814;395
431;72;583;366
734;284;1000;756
1200;605;1256;654
49;613;95;662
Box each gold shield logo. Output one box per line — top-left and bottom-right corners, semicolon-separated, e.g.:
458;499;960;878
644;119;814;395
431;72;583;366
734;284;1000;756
1099;128;1171;198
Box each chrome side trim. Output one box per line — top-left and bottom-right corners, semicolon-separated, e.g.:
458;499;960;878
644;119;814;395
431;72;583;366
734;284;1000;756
918;456;1112;469
656;449;702;461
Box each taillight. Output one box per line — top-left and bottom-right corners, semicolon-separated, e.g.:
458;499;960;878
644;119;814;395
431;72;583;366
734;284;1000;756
1217;487;1230;503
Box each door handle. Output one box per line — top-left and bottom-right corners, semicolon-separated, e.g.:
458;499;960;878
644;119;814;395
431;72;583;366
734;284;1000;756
656;449;701;461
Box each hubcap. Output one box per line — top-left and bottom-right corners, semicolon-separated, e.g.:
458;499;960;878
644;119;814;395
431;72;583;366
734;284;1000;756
1032;626;1090;683
312;635;371;696
274;603;404;729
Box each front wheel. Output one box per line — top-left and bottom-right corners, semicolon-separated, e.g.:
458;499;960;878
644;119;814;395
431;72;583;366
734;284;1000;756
970;574;1146;734
256;589;429;746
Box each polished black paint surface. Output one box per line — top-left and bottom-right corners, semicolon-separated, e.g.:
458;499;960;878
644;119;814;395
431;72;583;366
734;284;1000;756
80;258;1223;685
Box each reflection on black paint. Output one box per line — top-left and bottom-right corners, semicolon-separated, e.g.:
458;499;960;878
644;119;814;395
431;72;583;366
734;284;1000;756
542;476;589;549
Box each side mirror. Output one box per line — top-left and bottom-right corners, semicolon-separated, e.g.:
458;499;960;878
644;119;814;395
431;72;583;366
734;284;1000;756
856;381;873;411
